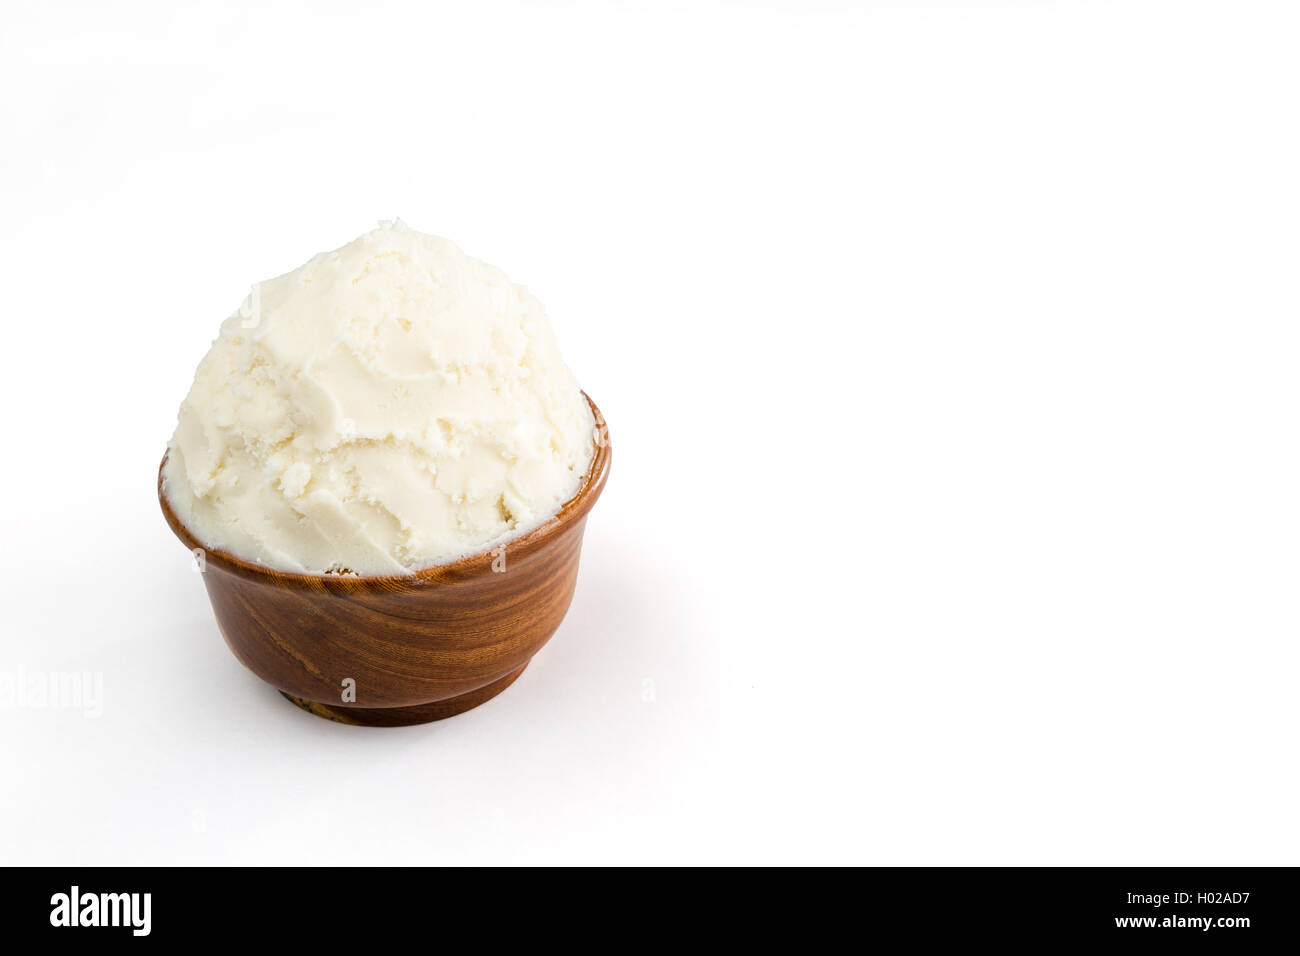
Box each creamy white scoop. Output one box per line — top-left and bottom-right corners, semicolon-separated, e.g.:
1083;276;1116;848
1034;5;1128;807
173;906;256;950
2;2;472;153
162;220;595;575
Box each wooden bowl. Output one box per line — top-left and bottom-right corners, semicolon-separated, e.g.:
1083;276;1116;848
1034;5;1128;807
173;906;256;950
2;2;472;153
158;394;610;726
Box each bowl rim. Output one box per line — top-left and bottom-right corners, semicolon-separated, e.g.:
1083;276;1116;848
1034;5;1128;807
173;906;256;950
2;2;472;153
158;392;610;592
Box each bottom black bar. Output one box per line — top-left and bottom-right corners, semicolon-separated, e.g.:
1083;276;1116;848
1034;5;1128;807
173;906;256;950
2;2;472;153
6;867;1297;944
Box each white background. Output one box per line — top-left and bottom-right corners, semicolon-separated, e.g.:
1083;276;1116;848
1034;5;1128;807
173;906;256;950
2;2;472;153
2;0;1297;865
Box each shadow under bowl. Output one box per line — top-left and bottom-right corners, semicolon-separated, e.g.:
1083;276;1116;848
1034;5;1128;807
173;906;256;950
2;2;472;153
158;394;610;727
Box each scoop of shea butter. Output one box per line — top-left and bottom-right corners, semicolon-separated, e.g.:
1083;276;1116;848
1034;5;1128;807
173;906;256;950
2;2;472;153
162;220;596;575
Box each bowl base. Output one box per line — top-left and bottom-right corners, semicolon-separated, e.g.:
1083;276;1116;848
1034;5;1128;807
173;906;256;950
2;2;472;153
278;663;528;727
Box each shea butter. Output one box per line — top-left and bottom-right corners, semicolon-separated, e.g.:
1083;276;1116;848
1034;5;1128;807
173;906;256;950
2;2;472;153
162;221;595;575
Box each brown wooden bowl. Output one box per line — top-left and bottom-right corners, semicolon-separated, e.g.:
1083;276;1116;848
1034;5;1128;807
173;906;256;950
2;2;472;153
159;394;610;726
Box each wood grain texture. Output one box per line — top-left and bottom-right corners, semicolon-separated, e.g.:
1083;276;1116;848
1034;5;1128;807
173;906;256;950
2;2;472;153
159;394;610;726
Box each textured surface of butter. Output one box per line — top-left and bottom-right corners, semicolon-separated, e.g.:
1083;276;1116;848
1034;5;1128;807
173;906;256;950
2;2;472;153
162;221;595;575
